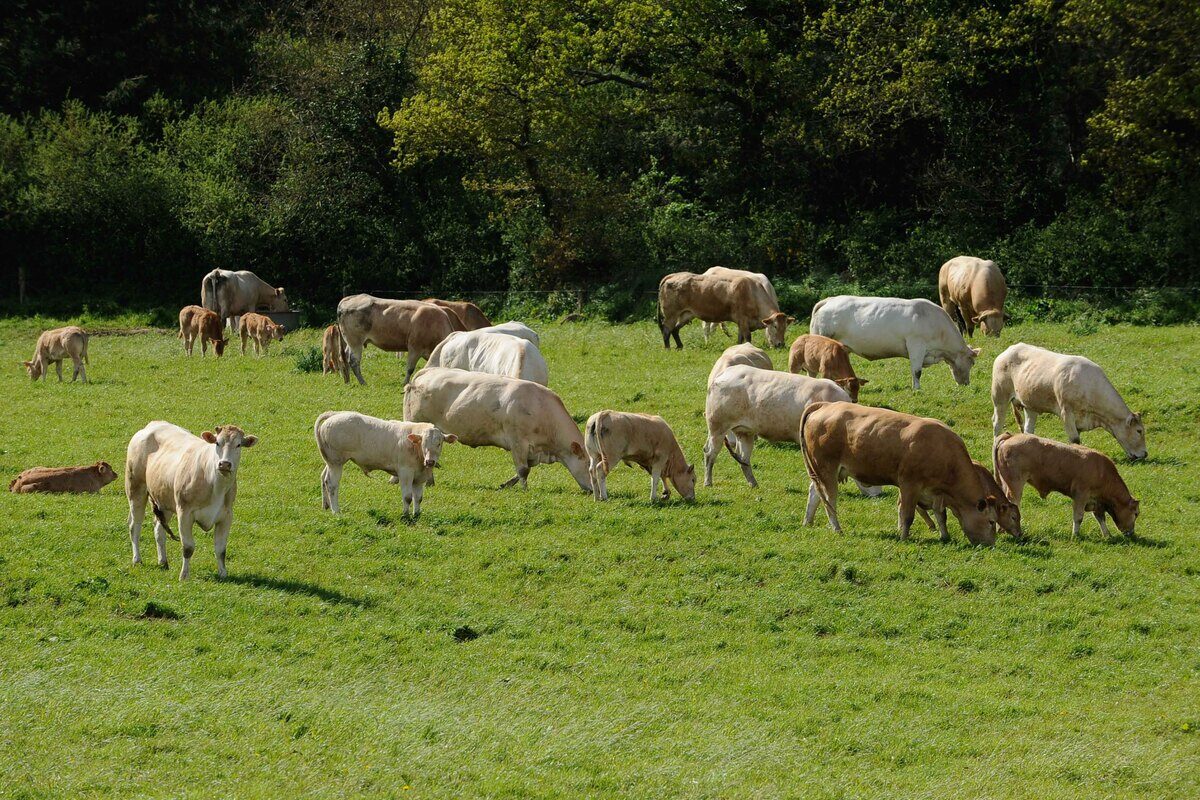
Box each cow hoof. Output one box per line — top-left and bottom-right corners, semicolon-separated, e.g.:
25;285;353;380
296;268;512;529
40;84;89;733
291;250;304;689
158;561;169;570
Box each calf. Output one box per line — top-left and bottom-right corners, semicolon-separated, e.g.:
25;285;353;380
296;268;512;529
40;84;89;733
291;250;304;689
787;334;868;401
178;305;226;357
10;462;117;494
993;432;1139;539
23;326;89;383
917;461;1021;541
322;325;348;381
314;411;457;516
800;402;996;544
938;256;1008;337
584;411;696;502
707;343;772;388
126;421;258;580
238;312;286;355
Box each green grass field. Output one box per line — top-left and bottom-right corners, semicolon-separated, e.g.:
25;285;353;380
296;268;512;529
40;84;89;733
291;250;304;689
1;316;1198;798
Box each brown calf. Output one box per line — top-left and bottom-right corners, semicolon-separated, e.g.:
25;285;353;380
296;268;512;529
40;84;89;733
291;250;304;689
10;462;117;494
787;334;868;401
238;312;286;355
993;432;1139;539
584;411;696;502
322;324;348;381
178;305;227;357
23;326;89;383
918;461;1021;541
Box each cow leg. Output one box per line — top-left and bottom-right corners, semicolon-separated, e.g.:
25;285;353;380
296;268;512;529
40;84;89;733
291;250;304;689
1094;510;1112;538
907;346;926;390
934;504;951;543
589;458;608;501
853;479;882;498
661;321;672;349
991;394;1009;437
404;350;419;384
502;446;531;489
177;510;195;581
71;355;82;382
810;464;842;533
401;474;414;516
1071;496;1087;539
804;482;821;526
1022;412;1038;435
127;489;147;565
702;426;723;487
412;477;427;517
55;359;63;382
240;328;248;355
671;325;684;349
735;432;757;488
649;470;660;503
917;506;936;531
324;462;343;514
213;515;231;579
1062;411;1081;444
152;512;171;569
896;485;918;540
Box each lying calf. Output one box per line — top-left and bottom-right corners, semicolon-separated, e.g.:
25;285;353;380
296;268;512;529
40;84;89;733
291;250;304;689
584;411;695;502
10;461;117;494
917;461;1021;541
314;411;457;516
993;432;1139;539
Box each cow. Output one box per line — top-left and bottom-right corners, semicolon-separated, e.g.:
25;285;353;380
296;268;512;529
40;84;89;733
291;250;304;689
800;402;997;544
703;365;879;498
10;462;117;494
200;269;287;330
993;433;1140;539
658;271;794;349
584;411;696;502
125;421;258;580
313;411;457;516
474;321;540;347
238;312;286;355
336;295;457;385
938;256;1008;337
917;461;1021;542
322;324;348;380
708;342;773;388
810;296;980;390
404;367;592;492
426;330;549;385
787;334;868;401
23;326;89;383
178;305;226;357
699;268;778;343
991;342;1147;460
422;299;493;331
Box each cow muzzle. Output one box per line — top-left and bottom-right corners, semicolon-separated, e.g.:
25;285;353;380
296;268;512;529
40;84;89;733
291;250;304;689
424;458;438;468
218;461;233;474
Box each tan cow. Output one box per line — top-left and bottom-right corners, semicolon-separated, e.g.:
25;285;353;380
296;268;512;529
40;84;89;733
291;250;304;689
201;269;287;330
938;256;1008;337
707;343;772;388
422;299;493;331
800;402;997;544
584;411;696;502
322;324;348;380
658;271;794;349
178;305;226;357
917;461;1021;541
23;326;89;383
337;295;457;385
10;462;117;494
787;334;868;401
238;312;286;355
126;421;258;580
993;433;1140;539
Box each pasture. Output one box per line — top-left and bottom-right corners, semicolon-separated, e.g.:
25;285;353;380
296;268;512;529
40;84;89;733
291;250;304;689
1;316;1198;798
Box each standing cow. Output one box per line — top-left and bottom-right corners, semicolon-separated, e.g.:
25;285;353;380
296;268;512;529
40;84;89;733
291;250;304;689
699;268;778;342
23;326;89;383
810;296;980;390
422;299;493;331
178;306;226;357
201;269;288;330
584;411;696;502
938;256;1008;337
426;330;549;385
658;271;794;349
337;295;457;385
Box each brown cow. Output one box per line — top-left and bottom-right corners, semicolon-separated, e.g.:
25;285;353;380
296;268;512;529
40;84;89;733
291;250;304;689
658;271;794;349
322;324;348;380
238;312;286;355
917;461;1021;541
337;295;457;385
178;305;226;357
938;256;1008;337
787;334;868;401
23;326;89;383
10;462;118;494
993;432;1140;539
422;299;493;331
583;411;696;502
800;401;997;544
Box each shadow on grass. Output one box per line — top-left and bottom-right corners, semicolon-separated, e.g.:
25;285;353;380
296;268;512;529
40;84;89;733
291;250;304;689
220;572;375;607
1107;532;1169;549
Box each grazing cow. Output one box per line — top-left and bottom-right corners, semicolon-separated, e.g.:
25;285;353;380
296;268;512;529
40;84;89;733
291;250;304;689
993;432;1139;539
314;411;457;516
708;343;773;388
178;305;226;357
238;312;286;355
404;367;592;492
699;268;778;343
200;269;287;330
337;295;457;385
800;402;997;544
125;421;258;580
787;334;868;401
474;321;540;347
322;324;348;380
810;296;980;390
10;462;117;494
23;326;89;383
422;299;493;331
584;411;696;502
704;365;879;498
939;256;1008;337
658;271;794;349
991;342;1147;460
427;330;549;385
917;461;1021;541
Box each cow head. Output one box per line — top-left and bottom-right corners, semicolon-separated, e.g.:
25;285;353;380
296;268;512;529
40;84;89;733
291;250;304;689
987;494;1023;539
949;346;981;386
267;287;289;312
408;427;457;469
201;425;258;477
671;463;697;501
972;310;1007;337
762;312;795;348
213;337;228;357
95;461;118;486
834;377;868;402
1112;497;1140;536
270;323;286;343
955;497;997;546
1113;412;1147;460
21;358;44;380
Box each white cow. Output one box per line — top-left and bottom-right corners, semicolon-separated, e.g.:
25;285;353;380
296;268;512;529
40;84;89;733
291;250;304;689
426;330;549;385
125;421;258;580
703;364;880;497
810;295;980;390
991;343;1147;460
201;269;287;330
314;411;457;516
707;342;772;388
475;321;540;347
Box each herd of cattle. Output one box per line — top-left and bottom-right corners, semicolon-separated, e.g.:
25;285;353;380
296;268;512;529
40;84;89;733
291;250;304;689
13;258;1146;580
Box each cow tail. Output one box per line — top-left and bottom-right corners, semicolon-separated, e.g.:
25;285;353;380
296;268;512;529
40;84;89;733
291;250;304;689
723;436;751;467
993;432;1012;473
587;412;613;474
719;322;732;338
313;411;337;465
151;500;178;541
82;334;89;364
201;274;215;313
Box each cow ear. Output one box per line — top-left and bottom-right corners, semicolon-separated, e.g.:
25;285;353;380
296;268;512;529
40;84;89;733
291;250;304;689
686;464;695;475
1128;412;1141;424
859;378;869;385
276;287;284;295
445;434;458;444
977;498;987;511
762;318;773;327
970;347;981;357
571;441;584;456
242;435;258;448
970;316;981;324
407;433;422;445
787;315;797;323
201;431;218;444
21;361;31;367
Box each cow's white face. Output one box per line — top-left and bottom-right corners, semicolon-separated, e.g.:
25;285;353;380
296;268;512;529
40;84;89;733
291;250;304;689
409;428;457;469
762;313;795;348
1115;412;1147;460
950;347;980;386
268;288;288;312
974;310;1006;337
201;425;258;476
22;359;43;380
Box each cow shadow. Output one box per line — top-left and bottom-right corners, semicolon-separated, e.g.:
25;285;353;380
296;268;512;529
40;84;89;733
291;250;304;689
220;572;375;607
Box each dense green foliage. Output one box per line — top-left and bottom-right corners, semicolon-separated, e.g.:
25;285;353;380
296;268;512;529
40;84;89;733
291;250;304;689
1;1;1198;312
